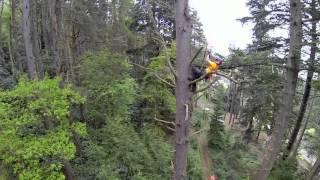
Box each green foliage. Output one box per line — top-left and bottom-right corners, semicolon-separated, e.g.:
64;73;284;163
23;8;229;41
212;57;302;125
268;158;300;180
210;84;226;123
138;45;176;124
0;2;11;39
76;50;173;179
228;49;282;132
141;125;173;178
0;162;14;180
187;140;204;180
80;51;136;127
305;126;320;156
208;84;227;151
209;133;258;180
208;114;258;179
208;119;226;151
75;122;172;180
0;77;85;180
313;80;320;92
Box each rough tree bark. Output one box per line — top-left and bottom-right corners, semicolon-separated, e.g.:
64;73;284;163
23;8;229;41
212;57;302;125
174;0;192;179
243;112;254;144
62;160;76;180
285;0;318;159
306;158;320;180
290;92;316;158
251;0;302;179
23;0;37;79
9;0;22;73
41;0;62;76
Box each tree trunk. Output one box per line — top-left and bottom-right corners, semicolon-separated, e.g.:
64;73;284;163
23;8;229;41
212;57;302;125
0;0;5;34
256;123;262;142
306;158;320;180
290;92;316;158
10;0;22;73
23;0;37;79
56;0;68;76
62;160;76;180
243;113;254;144
284;3;317;158
174;0;192;179
41;0;60;76
8;0;15;75
1;0;15;76
251;0;302;179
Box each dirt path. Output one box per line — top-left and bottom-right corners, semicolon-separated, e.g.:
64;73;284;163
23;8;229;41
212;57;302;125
195;98;215;180
193;121;212;180
195;99;269;179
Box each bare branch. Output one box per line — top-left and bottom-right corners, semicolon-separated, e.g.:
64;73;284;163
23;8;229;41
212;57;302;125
190;47;204;65
164;125;176;132
219;61;320;73
154;117;176;126
130;62;175;87
216;72;238;84
130;62;151;71
194;93;205;102
220;62;286;70
190;128;210;137
189;73;208;85
154;73;175;88
200;45;208;69
146;0;177;78
195;79;218;94
161;41;177;79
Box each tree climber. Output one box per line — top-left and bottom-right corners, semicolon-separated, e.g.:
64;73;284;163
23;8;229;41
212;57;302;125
204;53;223;80
190;51;223;92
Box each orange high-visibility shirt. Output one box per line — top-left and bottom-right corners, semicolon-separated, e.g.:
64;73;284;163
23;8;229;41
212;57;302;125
205;60;219;74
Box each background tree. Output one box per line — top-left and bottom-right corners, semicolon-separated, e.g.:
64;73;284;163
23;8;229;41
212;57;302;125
251;0;303;178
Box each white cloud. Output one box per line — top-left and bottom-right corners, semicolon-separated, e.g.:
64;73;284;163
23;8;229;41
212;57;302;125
189;0;253;55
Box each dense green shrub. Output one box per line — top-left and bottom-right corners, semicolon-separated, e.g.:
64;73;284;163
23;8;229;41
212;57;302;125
0;77;86;179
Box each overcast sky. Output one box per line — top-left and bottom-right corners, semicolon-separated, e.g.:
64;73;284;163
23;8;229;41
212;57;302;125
189;0;253;55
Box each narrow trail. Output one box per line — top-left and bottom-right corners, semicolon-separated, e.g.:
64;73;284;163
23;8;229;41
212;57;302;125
195;99;266;179
195;128;212;180
195;98;268;179
195;97;214;180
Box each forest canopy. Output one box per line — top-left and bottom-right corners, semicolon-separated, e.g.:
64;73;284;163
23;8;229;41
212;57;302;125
0;0;320;180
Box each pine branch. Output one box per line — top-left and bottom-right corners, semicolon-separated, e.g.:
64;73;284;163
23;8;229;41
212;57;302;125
219;61;320;73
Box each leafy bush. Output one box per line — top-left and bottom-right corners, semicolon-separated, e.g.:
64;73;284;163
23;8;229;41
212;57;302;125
0;77;85;179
